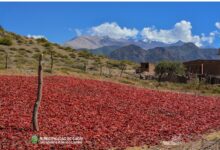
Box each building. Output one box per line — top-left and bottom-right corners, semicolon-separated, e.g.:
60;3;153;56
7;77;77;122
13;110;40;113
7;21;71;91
183;59;220;84
136;62;155;75
183;59;220;76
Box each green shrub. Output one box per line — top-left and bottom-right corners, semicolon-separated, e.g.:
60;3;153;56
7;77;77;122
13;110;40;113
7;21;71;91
43;42;52;49
36;38;47;43
78;50;93;59
106;60;121;68
70;53;76;58
64;46;75;52
0;37;12;46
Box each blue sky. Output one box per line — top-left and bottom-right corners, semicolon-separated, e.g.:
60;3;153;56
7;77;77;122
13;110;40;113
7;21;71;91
0;2;220;47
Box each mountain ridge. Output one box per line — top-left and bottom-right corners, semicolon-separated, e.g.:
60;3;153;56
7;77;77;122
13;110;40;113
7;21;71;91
64;35;185;50
108;43;219;63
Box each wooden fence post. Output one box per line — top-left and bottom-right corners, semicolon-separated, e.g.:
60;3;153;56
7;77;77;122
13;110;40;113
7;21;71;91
100;64;102;76
32;54;43;131
5;53;8;69
50;51;53;73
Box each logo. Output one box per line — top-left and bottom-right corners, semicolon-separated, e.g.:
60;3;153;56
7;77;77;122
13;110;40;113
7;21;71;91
31;135;39;144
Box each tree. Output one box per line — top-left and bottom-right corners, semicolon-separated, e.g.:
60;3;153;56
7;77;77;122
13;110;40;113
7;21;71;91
32;54;43;131
93;57;103;76
80;60;88;72
106;60;114;77
119;60;128;77
155;61;185;82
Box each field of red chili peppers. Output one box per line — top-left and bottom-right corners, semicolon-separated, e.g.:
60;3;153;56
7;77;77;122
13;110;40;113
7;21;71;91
0;75;220;149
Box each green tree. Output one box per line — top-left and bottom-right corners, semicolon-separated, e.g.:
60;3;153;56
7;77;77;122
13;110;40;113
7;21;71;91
155;61;185;82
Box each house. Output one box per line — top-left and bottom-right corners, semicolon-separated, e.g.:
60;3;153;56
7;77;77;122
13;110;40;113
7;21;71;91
136;62;155;75
183;59;220;76
183;59;220;84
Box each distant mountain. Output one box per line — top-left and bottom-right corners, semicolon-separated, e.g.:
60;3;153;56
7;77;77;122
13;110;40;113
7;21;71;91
90;45;120;56
64;36;129;49
107;43;219;63
65;35;219;63
130;40;185;50
64;35;185;50
109;44;147;63
144;43;219;62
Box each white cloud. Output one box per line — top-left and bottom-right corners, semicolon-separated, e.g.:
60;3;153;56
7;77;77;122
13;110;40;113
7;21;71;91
90;22;138;39
215;22;220;29
27;34;47;39
141;20;216;47
75;29;82;36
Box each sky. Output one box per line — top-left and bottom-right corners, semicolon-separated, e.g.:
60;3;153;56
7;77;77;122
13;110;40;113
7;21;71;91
0;2;220;47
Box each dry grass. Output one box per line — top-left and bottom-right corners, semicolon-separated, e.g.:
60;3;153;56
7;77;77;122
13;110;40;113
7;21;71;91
125;131;220;150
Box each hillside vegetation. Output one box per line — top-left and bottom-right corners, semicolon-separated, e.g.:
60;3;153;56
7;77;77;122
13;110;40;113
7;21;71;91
0;28;137;76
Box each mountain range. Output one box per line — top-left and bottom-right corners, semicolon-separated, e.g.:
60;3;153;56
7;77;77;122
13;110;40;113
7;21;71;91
64;35;185;50
64;35;219;63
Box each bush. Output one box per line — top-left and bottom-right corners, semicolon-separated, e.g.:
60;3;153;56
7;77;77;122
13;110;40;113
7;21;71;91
78;50;93;59
36;38;47;43
43;42;52;49
70;53;76;58
0;37;12;46
64;47;75;52
106;60;120;68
